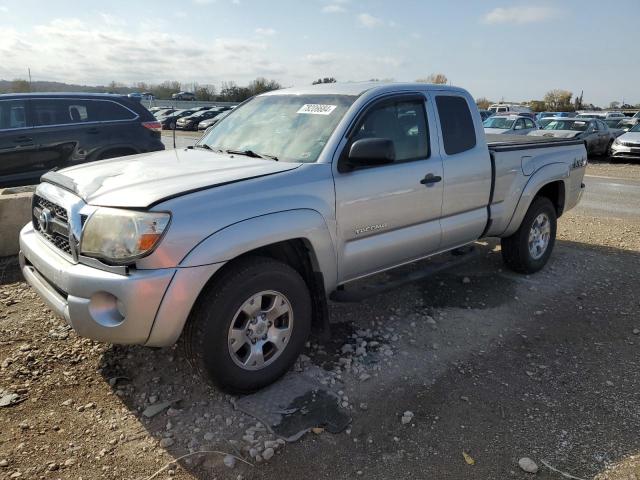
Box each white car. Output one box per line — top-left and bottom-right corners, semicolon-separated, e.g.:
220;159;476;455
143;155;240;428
484;115;538;135
610;123;640;161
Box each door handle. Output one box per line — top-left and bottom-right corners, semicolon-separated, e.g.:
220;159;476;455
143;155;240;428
420;173;442;185
86;128;100;134
13;136;33;143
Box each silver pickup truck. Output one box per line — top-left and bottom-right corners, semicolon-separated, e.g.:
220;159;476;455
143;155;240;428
19;83;587;392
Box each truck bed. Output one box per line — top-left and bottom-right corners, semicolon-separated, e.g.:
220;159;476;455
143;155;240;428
487;134;582;152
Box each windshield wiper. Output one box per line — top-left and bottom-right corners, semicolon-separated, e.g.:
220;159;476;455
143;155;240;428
225;149;279;161
193;144;212;150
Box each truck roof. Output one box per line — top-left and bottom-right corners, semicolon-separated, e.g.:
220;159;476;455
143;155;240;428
263;81;468;97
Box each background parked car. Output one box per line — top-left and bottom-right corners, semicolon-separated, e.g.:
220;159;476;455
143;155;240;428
176;109;224;131
171;91;196;101
153;108;177;118
0;93;164;187
528;117;617;156
483;114;538;135
197;109;234;130
158;109;198;129
576;111;626;120
479;109;493;121
488;103;531;114
536;111;572;122
610;122;640;161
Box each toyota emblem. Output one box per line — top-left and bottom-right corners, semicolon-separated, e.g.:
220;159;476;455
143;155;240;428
37;208;52;234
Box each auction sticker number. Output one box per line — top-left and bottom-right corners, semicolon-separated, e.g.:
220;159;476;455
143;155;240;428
297;104;337;115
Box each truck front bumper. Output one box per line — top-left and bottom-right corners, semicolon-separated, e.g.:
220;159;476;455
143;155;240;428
19;223;176;345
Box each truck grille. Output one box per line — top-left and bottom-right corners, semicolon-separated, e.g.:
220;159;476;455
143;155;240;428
32;195;72;256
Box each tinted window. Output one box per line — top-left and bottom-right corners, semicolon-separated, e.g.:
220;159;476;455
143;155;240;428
352;98;429;162
32;98;136;126
0;100;28;130
436;96;476;155
90;100;137;121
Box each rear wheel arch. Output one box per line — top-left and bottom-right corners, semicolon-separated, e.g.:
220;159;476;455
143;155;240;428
535;180;566;217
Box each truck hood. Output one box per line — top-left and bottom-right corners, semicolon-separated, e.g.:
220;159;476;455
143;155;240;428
528;130;581;139
42;148;301;208
484;128;510;134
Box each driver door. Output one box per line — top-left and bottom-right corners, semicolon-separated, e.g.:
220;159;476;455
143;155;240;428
333;94;444;283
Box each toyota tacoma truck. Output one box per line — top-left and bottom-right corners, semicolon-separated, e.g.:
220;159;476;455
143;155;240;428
19;82;587;392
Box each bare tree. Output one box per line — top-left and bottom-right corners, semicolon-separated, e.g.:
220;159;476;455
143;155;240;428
543;89;573;111
416;73;448;85
475;97;491;110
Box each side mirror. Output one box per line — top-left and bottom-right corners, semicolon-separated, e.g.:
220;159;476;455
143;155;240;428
347;138;395;169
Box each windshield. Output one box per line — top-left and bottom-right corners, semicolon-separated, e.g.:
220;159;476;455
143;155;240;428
199;94;356;163
543;120;589;131
630;123;640;133
538;118;554;128
484;117;515;129
605;119;622;128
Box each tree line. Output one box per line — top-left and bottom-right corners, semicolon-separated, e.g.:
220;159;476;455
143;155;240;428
0;77;283;103
476;89;640;112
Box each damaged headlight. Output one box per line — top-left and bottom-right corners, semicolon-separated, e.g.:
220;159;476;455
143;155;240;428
80;208;170;264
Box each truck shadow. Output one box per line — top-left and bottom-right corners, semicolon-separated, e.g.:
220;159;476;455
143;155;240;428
98;238;640;479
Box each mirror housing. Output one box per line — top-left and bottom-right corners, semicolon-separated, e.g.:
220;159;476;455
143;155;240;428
347;138;395;169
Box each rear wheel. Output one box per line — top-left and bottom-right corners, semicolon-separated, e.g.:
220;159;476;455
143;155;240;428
501;196;557;274
183;257;312;393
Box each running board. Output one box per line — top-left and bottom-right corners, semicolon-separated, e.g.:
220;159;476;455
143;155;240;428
329;245;480;303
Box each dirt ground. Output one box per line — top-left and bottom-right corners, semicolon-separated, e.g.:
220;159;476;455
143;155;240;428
1;161;639;480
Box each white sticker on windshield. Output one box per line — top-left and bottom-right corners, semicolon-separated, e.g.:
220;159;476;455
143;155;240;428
297;104;337;115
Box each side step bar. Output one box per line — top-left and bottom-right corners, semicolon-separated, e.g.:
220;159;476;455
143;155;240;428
329;245;481;303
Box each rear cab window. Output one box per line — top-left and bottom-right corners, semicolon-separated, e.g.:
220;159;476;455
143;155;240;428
435;95;476;155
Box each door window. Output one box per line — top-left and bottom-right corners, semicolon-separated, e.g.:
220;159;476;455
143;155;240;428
31;98;137;126
351;98;429;162
524;118;535;129
514;119;525;130
435;95;476;155
0;100;28;130
91;100;137;121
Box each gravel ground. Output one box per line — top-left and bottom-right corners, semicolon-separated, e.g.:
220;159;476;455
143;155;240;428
1;161;639;480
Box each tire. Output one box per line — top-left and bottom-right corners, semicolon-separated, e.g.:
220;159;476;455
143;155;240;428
182;256;312;393
501;196;557;274
603;139;613;157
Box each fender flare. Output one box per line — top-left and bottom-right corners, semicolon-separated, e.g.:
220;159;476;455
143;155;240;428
502;162;569;237
179;208;338;292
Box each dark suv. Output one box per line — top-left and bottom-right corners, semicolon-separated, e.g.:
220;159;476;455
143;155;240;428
0;93;164;188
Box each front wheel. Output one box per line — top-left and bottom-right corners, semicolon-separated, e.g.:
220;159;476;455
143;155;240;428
501;197;557;274
183;257;312;393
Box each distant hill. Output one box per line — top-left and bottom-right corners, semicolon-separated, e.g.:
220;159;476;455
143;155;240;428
0;80;135;94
